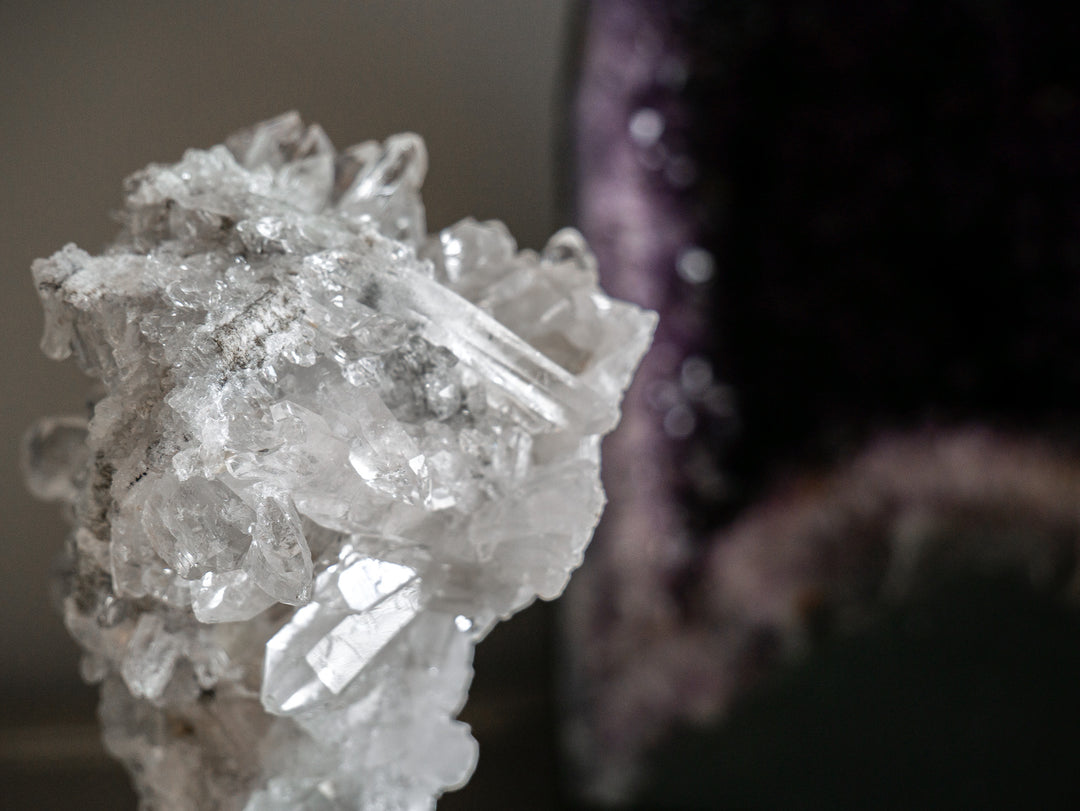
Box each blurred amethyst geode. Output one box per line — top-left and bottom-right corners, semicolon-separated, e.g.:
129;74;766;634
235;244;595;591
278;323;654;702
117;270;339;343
570;0;1080;803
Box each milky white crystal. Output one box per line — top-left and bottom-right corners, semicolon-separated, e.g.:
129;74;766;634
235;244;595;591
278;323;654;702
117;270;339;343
23;112;655;810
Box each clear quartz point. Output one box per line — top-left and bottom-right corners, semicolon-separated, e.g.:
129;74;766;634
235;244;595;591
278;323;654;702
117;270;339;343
25;112;655;810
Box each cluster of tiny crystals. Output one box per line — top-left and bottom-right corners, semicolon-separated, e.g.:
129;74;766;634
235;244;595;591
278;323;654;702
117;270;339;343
22;112;655;810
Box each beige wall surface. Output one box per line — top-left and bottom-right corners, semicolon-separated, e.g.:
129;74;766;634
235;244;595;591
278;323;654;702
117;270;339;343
0;0;574;694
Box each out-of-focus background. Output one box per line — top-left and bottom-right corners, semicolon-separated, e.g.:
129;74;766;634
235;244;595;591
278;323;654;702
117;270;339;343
1;1;573;807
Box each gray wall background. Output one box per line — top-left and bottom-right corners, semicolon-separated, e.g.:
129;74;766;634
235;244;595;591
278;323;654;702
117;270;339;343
0;0;574;696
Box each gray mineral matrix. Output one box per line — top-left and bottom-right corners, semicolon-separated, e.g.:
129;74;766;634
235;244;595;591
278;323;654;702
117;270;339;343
22;112;655;810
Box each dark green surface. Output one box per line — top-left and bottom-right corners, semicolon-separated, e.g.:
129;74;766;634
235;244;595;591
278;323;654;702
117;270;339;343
642;574;1080;810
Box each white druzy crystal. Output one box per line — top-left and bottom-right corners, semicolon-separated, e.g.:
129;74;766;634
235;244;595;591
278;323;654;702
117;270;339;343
24;112;655;810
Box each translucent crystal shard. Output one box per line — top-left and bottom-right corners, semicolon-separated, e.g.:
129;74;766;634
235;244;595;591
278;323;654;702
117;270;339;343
24;112;655;809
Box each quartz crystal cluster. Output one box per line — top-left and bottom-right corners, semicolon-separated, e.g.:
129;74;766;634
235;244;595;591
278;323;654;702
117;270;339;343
24;112;655;810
